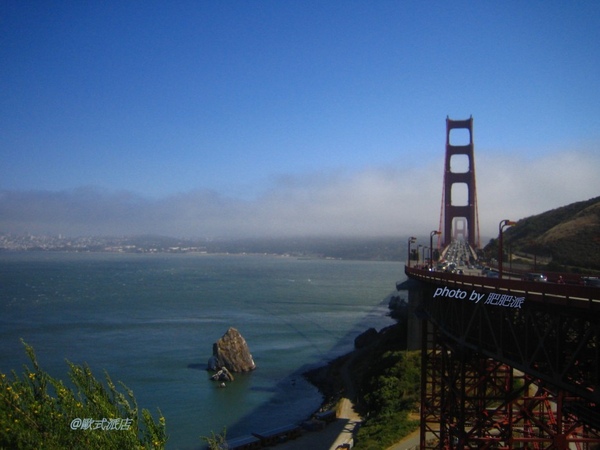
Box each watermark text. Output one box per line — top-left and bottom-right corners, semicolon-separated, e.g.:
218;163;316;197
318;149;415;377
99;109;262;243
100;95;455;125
433;286;525;308
70;417;133;431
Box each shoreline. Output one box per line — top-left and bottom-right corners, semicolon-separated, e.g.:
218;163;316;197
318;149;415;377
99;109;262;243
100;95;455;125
274;319;418;450
219;349;361;450
261;351;363;450
254;323;403;450
218;296;405;450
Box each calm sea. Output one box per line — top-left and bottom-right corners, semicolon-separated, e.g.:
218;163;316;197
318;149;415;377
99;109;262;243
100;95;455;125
0;252;404;449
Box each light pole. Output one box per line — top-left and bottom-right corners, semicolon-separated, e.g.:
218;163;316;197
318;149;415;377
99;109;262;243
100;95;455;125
417;245;423;266
430;230;441;269
498;219;516;278
407;236;416;268
422;246;429;267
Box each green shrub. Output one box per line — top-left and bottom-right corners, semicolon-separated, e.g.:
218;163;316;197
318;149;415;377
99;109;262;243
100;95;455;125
352;342;421;449
201;428;227;450
0;341;167;449
362;350;420;417
354;410;418;450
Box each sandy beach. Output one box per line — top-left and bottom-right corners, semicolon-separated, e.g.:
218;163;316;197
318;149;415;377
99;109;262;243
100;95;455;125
264;397;360;450
263;346;363;450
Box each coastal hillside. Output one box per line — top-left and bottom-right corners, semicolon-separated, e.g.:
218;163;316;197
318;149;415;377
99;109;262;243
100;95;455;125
484;196;600;272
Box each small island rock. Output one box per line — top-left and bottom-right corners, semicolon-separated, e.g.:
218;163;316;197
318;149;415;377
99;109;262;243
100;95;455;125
210;366;234;382
208;327;256;373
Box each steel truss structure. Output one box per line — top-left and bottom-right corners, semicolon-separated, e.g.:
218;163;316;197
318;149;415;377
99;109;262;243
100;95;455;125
421;321;600;449
406;266;600;449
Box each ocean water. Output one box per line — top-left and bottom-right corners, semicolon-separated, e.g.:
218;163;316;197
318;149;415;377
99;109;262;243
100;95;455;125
0;252;404;449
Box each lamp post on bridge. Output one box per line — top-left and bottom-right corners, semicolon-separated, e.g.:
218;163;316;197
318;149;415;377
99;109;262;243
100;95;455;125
498;219;516;279
417;245;423;267
430;230;441;269
422;246;429;268
407;236;416;268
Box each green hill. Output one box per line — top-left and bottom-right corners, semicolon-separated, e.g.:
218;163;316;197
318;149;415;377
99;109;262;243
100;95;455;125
484;196;600;273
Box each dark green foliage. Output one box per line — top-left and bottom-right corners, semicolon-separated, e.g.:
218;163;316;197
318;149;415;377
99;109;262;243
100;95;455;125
350;325;420;449
362;351;421;417
354;411;418;450
0;341;167;449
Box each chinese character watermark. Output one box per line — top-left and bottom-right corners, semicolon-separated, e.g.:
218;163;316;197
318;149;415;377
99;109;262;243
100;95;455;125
432;286;525;308
70;417;133;431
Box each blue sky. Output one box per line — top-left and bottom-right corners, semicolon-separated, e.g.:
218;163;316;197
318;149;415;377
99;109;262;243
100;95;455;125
1;1;600;239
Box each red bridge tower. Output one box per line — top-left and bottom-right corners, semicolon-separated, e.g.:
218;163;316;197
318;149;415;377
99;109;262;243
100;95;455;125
439;116;480;249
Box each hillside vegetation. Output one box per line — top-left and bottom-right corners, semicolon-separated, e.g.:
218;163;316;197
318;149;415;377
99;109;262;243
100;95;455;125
484;196;600;272
306;323;420;450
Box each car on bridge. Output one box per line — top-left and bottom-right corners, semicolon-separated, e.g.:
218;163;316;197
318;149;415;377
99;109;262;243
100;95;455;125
524;273;548;282
582;277;600;287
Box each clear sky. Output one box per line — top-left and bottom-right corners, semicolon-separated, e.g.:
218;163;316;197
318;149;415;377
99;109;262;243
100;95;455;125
2;1;599;239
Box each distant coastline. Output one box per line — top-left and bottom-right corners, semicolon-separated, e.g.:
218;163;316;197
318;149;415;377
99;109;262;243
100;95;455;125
0;233;408;261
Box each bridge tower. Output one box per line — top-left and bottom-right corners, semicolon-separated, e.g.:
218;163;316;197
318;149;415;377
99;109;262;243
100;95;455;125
440;116;480;249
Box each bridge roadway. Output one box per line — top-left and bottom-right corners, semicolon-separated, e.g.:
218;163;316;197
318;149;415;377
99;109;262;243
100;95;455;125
404;264;600;448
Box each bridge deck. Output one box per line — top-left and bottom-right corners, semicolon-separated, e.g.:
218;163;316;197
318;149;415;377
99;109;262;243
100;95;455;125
406;266;600;310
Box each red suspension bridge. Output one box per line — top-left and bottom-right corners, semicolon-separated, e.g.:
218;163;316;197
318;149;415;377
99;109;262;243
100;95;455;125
403;118;600;449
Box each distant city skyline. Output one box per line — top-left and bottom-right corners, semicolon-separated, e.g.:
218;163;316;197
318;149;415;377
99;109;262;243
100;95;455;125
2;1;599;239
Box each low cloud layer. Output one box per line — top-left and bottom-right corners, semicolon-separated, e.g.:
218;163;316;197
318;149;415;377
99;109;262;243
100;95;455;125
1;149;598;240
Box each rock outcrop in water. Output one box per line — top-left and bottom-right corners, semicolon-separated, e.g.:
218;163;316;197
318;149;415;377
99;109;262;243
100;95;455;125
208;327;256;373
210;366;234;382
